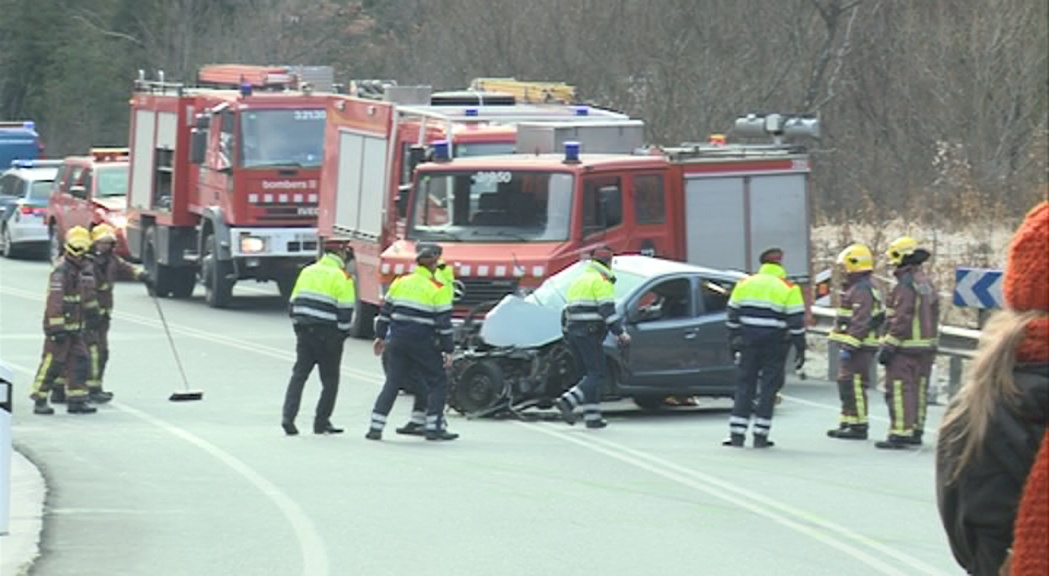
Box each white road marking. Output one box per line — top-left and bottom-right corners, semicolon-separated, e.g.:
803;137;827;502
4;361;330;576
0;282;943;573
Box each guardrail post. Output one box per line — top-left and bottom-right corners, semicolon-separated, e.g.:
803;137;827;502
948;356;964;399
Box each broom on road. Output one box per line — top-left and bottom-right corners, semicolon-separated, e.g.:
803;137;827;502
150;293;204;401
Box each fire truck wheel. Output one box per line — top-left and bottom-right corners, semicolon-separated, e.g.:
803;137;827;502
143;227;174;298
347;295;376;339
203;234;233;308
169;268;196;299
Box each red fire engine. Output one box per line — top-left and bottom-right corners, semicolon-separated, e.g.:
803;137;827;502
316;86;635;336
125;65;331;305
323;112;821;337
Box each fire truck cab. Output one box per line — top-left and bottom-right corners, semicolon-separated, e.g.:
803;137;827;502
317;86;635;337
125;65;331;305
380;113;820;325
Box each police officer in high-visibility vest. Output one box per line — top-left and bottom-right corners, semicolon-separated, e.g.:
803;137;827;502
724;247;806;448
827;243;885;440
876;236;939;449
393;246;456;436
280;244;356;436
367;243;458;441
554;246;630;429
30;226;100;415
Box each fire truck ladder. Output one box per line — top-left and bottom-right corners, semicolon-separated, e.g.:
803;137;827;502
469;78;577;104
392;105;636;156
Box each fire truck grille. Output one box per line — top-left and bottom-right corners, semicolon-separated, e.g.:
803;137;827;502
258;206;318;220
458;278;518;309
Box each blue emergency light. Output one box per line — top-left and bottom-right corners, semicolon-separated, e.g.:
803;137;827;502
465;108;479;117
432;140;451;161
564;141;581;164
23;121;35;131
573;106;590;117
240;82;253;97
10;159;33;168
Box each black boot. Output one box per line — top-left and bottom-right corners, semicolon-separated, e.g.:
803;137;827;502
722;433;745;447
281;420;299;436
875;435;912;450
50;388;66;404
828;425;868;440
88;388;114;404
753;435;775;449
554;397;577;425
908;431;924;446
395;422;426;436
585;419;608;430
67;401;98;415
365;429;382;441
425;429;460;441
33;398;54;415
314;422;344;435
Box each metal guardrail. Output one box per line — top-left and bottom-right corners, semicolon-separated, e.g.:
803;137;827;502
808;305;980;401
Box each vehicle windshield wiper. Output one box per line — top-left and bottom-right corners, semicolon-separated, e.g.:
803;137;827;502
421;229;463;242
483;229;532;242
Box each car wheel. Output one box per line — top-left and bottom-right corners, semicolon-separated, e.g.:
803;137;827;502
632;395;665;411
1;225;14;258
450;360;507;415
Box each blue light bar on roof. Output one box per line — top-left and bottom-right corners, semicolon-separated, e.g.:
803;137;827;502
465;108;479;117
10;159;34;168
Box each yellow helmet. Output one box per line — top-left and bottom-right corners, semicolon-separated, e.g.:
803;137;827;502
91;224;117;243
65;226;92;256
886;236;920;266
837;243;874;273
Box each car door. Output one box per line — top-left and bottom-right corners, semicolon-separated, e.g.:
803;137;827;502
620;275;701;388
691;274;738;388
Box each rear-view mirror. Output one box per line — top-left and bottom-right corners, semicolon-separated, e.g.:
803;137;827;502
408;145;426;174
396;184;411;220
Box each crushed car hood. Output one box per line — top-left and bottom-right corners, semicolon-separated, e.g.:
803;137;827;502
478;295;564;348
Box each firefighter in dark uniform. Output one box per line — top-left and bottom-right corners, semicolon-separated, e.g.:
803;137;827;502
393;246;456;436
280;244;356;436
554;246;630;429
367;243;458;441
877;236;940;449
29;226;100;415
83;223;153;403
827;243;884;440
724;247;806;448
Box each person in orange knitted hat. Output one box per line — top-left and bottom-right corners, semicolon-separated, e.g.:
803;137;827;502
936;201;1049;576
1006;429;1049;575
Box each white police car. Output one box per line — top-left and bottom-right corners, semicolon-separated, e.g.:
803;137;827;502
0;159;61;259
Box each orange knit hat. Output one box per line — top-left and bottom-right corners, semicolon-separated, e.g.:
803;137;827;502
1005;202;1049;363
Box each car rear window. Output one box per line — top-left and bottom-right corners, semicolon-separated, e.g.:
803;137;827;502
29;180;53;201
96;166;129;197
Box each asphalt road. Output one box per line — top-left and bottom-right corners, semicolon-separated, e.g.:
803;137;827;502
0;255;960;576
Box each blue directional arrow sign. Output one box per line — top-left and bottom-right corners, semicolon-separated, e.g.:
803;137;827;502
954;267;1004;309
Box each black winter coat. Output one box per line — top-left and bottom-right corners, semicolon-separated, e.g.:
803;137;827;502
936;363;1049;576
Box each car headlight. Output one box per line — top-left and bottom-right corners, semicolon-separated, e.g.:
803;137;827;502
240;236;266;254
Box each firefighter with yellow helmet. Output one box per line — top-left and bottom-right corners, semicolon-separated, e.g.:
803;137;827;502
827;243;885;440
83;223;152;403
29;226;100;415
877;236;940;449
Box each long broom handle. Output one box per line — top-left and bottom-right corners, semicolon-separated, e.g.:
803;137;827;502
150;294;192;391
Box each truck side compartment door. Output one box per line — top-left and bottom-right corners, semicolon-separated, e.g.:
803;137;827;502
627;172;673;258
